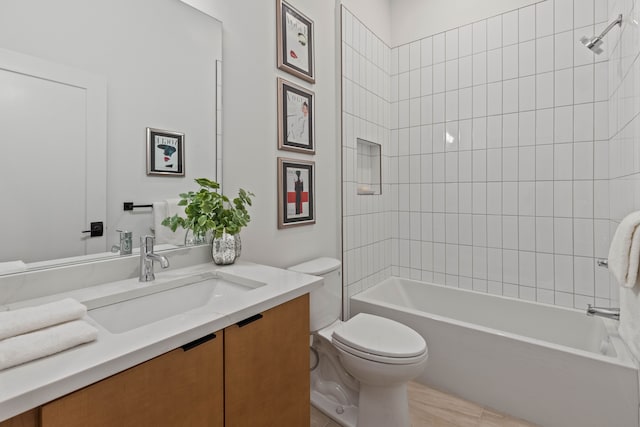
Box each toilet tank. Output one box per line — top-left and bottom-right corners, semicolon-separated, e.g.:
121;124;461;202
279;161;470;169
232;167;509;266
288;257;342;332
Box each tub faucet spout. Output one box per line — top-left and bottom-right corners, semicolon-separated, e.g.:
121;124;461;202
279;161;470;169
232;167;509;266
139;235;169;282
586;304;620;321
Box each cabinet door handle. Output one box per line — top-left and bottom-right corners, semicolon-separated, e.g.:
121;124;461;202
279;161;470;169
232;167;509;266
181;332;217;351
236;313;263;328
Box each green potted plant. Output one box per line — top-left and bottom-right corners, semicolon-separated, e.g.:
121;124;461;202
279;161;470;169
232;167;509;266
161;178;254;265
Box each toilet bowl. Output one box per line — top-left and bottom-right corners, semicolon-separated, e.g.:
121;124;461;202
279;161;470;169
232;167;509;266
288;258;428;427
332;312;428;427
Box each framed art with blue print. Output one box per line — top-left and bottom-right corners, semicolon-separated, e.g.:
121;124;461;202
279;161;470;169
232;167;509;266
146;127;185;176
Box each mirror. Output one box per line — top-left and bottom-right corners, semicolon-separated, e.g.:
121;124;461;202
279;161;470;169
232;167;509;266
0;0;222;273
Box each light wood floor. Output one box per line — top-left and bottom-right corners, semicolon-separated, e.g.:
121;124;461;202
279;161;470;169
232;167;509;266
311;381;538;427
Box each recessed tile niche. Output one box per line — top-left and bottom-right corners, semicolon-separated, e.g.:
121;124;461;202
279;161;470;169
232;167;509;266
357;138;381;195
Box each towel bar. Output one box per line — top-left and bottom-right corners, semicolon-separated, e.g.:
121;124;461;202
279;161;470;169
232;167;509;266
123;202;153;211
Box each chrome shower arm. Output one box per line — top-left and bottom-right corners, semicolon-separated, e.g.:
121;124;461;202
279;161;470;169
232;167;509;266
595;14;622;41
581;14;623;54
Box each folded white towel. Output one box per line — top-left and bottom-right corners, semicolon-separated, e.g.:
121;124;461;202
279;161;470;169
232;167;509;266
0;298;87;341
153;200;186;246
608;211;640;288
0;320;97;371
0;261;26;275
619;286;640;362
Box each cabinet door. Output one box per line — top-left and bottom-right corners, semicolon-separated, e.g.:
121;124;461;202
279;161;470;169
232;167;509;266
41;333;223;427
224;294;310;427
0;409;39;427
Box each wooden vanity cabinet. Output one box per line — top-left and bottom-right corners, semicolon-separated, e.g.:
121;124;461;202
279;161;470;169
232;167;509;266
40;332;223;427
1;294;310;427
224;294;310;427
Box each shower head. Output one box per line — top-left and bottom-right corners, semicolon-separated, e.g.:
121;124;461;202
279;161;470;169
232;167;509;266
580;35;604;55
581;14;622;55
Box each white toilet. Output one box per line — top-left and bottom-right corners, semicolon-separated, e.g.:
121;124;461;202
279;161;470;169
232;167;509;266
288;258;428;427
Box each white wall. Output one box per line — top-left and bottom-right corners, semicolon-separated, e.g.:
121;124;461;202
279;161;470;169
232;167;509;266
391;0;539;46
182;0;342;268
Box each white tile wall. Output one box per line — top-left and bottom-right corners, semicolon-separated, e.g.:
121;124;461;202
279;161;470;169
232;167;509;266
386;0;612;309
608;0;640;305
342;0;622;311
341;7;392;317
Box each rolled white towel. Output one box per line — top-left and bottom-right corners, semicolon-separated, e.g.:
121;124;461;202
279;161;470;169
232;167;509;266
608;211;640;288
0;298;87;341
0;320;97;371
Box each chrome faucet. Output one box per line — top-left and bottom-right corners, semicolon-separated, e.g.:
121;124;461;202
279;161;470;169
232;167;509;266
139;235;169;282
586;304;620;321
111;230;133;256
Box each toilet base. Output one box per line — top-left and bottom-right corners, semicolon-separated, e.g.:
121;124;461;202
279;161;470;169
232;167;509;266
357;383;410;427
311;390;357;427
310;334;359;427
311;380;412;427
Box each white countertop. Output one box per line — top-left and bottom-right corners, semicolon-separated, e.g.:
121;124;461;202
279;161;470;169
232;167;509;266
0;261;321;421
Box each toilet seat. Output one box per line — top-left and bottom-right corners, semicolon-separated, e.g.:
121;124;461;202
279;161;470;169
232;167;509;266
332;338;428;365
332;313;427;365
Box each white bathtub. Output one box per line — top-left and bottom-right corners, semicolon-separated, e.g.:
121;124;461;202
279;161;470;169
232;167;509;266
350;277;640;427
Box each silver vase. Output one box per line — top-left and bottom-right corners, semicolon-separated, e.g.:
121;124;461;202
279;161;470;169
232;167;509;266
184;229;207;247
212;231;237;265
234;234;242;259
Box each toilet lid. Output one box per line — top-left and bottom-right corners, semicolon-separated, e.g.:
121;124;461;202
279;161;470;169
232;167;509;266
332;313;426;358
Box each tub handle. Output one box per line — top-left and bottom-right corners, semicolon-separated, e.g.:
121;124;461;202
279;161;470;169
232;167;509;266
587;304;620;321
596;259;608;268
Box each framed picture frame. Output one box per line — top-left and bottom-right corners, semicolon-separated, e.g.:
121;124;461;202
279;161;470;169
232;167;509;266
276;0;315;83
278;157;315;228
146;127;185;176
277;77;315;154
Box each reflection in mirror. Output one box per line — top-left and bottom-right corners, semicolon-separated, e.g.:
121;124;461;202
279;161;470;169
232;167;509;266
0;0;222;273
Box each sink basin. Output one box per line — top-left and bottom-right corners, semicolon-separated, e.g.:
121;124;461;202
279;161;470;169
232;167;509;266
89;274;263;334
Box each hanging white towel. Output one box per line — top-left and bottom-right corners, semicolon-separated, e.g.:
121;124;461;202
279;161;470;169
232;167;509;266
0;298;87;341
619;286;640;362
608;211;640;288
0;320;97;371
165;198;184;219
153;200;168;240
153;199;186;246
